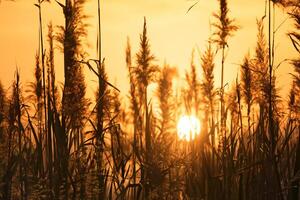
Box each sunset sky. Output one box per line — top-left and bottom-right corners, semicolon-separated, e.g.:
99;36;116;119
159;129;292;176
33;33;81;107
0;0;297;99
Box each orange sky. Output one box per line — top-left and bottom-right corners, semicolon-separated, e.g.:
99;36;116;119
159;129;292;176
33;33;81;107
0;0;297;100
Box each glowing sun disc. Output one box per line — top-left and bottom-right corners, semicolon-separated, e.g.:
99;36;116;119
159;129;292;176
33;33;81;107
177;115;201;141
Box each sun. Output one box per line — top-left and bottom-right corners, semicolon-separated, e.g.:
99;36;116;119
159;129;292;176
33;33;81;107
177;115;201;141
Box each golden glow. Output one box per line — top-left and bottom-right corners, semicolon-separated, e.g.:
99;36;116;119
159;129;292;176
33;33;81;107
177;115;201;141
0;0;295;97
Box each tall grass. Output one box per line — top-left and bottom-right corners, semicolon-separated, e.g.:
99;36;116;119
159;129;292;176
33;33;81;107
134;17;159;199
0;0;299;200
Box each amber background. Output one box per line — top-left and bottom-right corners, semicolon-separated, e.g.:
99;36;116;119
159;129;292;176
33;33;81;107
0;0;296;97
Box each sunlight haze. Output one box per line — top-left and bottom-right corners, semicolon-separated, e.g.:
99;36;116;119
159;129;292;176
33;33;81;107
0;0;296;97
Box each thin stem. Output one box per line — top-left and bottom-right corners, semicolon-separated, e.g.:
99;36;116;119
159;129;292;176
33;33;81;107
38;0;46;177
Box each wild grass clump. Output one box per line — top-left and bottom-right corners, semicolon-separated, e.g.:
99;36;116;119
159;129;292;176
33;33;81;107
0;1;299;200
